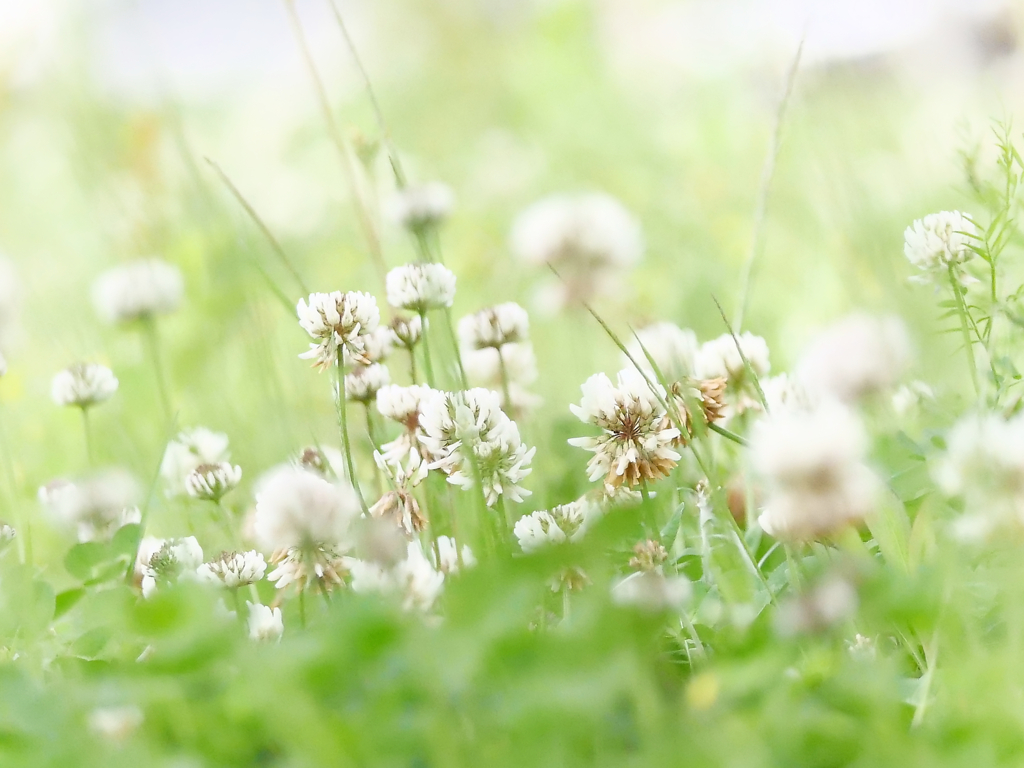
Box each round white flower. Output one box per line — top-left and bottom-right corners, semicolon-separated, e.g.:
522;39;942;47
624;322;698;383
611;572;691;611
254;466;361;550
903;211;977;278
892;380;935;417
139;536;204;597
297;290;380;370
388;182;454;230
694;332;770;381
760;373;819;414
752;399;879;541
797;313;910;403
42;469;141;542
514;500;596;553
247;602;284;641
92;259;184;324
389;314;423;349
268;544;349;592
433;536;475;575
161;427;231;496
185;462;242;502
345;363;390;404
568;368;681;489
457;302;529;350
419;388;535;505
349;541;445;612
88;706;144;743
511;193;643;270
51;363;118;408
197;550;267;588
386;264;457;313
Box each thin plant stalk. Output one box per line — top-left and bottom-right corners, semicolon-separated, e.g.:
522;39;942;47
443;308;468;390
949;264;980;396
407;346;419;384
419;311;437;387
497;347;514;413
335;352;369;514
81;407;94;466
364;404;382;498
142;316;173;422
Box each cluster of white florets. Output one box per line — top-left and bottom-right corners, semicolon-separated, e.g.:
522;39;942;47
51;363;119;408
297;291;381;369
386;264;457;313
92;258;184;324
903;210;977;281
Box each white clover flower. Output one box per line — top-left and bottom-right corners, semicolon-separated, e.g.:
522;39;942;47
568;368;681;489
903;211;977;280
345;363;390;404
0;522;15;549
624;322;699;383
268;544;349;592
388;182;454;230
297;290;380;370
349;541;445;612
41;469;141;542
51;363;118;408
389;315;423;349
458;302;529;350
362;325;395;363
694;332;771;381
752;399;880;541
161;427;231;496
139;536;204;598
419;388;535;505
254;466;361;551
433;536;475;575
386;264;457;313
247;602;284;641
892;380;935;417
185;462;242;502
91;258;184;324
293;445;346;480
760;373;819;414
0;351;6;378
463;342;541;413
88;705;144;743
514;499;596;553
797;314;911;403
611;572;691;611
376;384;445;480
933;413;1024;538
776;574;859;636
369;480;426;535
197;550;267;588
511;193;643;270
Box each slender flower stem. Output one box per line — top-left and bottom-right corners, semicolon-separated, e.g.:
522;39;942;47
680;611;707;659
335;352;368;514
949;264;979;396
419;311;436;388
407;346;419;384
365;404;382;498
142;316;173;421
80;407;94;466
443;308;467;390
497;347;514;413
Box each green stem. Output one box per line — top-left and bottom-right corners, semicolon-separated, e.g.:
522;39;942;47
949;264;979;396
680;611;706;659
912;631;940;727
365;404;382;498
497;346;513;413
419;311;436;388
81;407;94;466
443;308;467;390
407;346;419;384
142;316;173;421
298;589;307;629
335;353;368;514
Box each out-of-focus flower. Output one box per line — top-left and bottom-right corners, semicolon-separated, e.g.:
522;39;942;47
624;321;699;382
254;466;361;551
776;574;859;636
569;368;680;489
892;380;935;417
419;388;535;505
345;363;390;404
0;351;6;378
433;536;475;575
904;211;977;281
612;571;691;611
694;332;770;381
389;315;423;349
197;550;267;588
386;264;456;313
349;541;445;612
268;545;349;593
933;412;1024;539
513;499;596;553
760;373;819;413
247;601;284;641
51;363;118;408
376;384;443;481
88;705;143;743
463;342;541;413
629;539;668;572
0;256;20;352
388;182;454;231
752;400;880;541
294;445;346;480
369;486;426;535
91;259;184;324
297;291;380;370
40;469;141;542
797;314;911;403
458;303;529;350
185;462;242;502
161;428;231;497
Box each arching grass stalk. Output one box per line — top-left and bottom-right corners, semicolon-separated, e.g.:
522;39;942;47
949;264;980;396
335;350;368;515
141;316;173;422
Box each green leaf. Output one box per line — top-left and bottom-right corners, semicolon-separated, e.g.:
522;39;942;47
865;492;912;574
63;542;111;582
